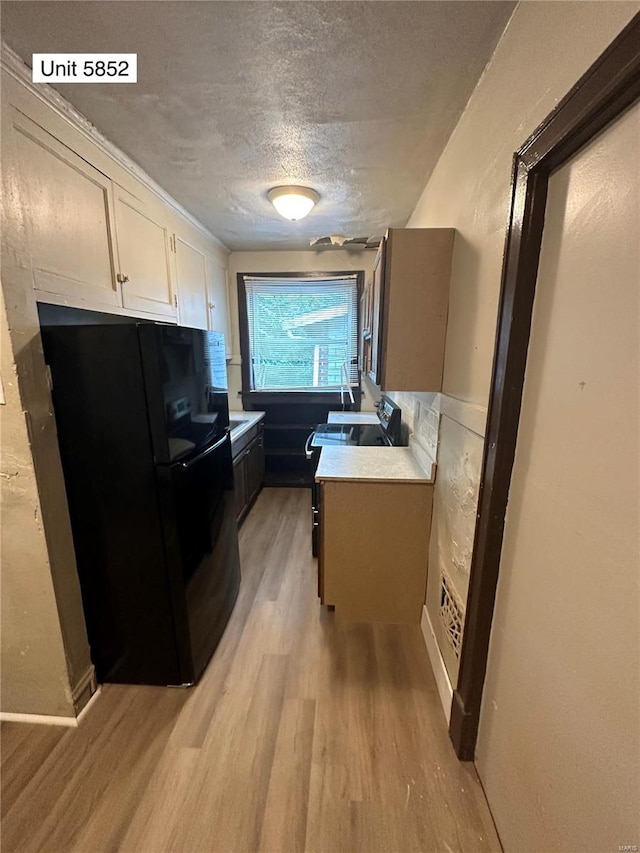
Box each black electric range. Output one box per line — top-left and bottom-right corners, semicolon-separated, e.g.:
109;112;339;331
310;423;391;448
308;396;403;555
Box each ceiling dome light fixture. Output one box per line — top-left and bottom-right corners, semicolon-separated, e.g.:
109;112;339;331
268;185;319;221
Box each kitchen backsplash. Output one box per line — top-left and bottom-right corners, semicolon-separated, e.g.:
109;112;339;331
386;391;440;461
361;375;441;462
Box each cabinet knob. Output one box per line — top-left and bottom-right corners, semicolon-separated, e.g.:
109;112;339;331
117;273;129;284
209;302;216;310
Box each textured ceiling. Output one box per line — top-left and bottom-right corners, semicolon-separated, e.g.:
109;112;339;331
1;1;515;251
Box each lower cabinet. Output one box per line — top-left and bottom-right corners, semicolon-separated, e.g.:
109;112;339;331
245;430;265;506
233;450;248;521
316;482;325;601
318;478;433;623
248;400;359;487
232;424;265;524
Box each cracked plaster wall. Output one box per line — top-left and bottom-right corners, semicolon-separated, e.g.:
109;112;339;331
403;1;639;689
1;71;93;717
0;287;76;717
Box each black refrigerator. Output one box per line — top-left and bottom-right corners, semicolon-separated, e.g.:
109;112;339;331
41;322;241;687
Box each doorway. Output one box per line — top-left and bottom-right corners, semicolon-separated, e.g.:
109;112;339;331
477;96;639;851
450;12;640;850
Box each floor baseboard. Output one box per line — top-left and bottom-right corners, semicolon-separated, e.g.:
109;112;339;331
420;604;453;723
0;686;101;727
0;711;78;727
72;664;98;715
76;685;101;724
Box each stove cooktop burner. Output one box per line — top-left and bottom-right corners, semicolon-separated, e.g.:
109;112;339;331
310;423;391;448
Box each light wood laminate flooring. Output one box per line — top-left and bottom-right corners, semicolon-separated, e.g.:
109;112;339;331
1;488;501;853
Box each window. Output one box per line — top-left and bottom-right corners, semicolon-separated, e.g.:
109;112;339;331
240;274;361;392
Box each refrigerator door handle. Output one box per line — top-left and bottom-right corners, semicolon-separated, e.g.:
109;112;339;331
180;431;229;469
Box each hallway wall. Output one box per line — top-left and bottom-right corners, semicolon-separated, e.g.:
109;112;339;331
476;97;639;852
404;1;639;691
401;2;639;849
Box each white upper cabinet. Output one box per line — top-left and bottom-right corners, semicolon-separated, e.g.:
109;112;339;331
112;185;176;320
205;254;231;355
4;73;228;328
174;236;208;330
12;111;119;309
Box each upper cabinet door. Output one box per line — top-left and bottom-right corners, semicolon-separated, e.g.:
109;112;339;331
12;112;120;309
205;255;231;355
113;185;176;319
368;240;385;385
174;236;208;330
372;228;454;392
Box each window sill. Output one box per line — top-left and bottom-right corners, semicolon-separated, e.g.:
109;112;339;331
241;389;362;406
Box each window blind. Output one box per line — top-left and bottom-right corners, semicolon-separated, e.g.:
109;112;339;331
244;276;359;392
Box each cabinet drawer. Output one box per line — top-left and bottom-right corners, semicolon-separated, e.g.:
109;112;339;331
231;424;258;460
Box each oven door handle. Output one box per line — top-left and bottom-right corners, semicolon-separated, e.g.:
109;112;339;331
180;431;229;469
305;431;316;461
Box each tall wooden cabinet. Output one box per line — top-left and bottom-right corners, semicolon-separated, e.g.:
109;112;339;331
362;228;455;391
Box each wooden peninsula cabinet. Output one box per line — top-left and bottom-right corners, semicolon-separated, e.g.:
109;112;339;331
361;227;455;391
316;446;434;623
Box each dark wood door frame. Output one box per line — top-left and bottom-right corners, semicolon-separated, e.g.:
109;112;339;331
450;14;640;760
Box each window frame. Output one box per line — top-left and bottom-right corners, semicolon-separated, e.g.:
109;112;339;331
237;270;364;405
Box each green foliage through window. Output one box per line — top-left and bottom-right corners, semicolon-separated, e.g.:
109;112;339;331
244;276;359;391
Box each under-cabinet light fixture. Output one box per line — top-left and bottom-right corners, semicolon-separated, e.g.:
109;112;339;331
268;185;319;221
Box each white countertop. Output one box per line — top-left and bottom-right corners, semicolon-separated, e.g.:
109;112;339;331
229;410;265;443
315;446;435;484
326;411;380;424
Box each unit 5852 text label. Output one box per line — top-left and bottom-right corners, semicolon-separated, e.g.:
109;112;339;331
32;54;137;83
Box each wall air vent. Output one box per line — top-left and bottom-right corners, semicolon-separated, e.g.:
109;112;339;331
439;573;464;660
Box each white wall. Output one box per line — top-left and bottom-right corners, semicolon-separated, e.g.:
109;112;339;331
227;250;375;407
402;1;639;688
399;1;639;848
476;98;639;852
0;69;98;718
0;288;80;718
